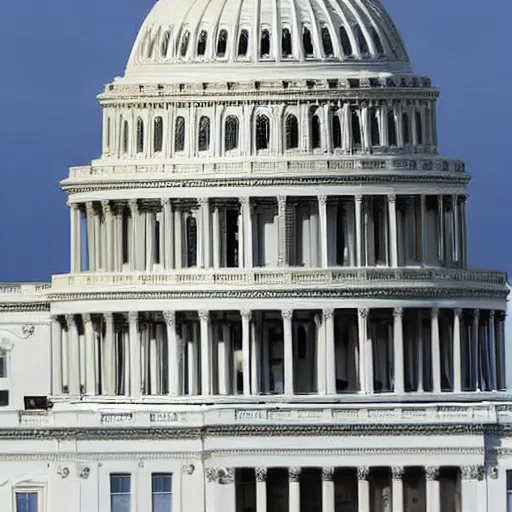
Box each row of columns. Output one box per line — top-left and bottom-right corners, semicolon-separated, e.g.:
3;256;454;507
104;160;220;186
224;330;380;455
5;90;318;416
69;194;468;273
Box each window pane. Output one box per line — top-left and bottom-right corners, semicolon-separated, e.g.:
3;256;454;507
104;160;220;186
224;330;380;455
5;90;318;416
111;474;131;494
112;495;131;512
153;493;172;512
16;493;38;512
152;473;172;493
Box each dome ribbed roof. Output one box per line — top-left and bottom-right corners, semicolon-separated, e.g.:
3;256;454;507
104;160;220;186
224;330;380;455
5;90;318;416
123;0;411;83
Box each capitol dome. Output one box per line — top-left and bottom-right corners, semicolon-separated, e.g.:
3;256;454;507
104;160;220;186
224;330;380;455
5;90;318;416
123;0;412;83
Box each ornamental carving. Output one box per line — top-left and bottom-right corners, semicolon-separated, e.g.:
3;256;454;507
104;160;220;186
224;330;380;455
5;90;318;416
393;308;403;319
255;467;267;482
425;466;439;481
163;311;176;326
217;468;234;485
78;465;90;479
289;467;301;482
392;467;404;480
322;467;335;481
183;463;195;475
357;466;369;481
323;308;334;320
205;468;217;483
57;466;70;479
281;309;293;320
461;465;484;481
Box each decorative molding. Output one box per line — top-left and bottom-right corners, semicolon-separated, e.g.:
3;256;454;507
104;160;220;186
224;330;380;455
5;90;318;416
321;467;335;481
183;462;196;475
255;467;267;483
288;467;301;482
57;466;70;479
205;468;217;483
357;466;369;481
461;465;484;481
392;466;405;480
425;466;440;481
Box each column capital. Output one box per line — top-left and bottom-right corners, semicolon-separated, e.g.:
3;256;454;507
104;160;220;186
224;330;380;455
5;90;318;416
281;309;293;321
83;314;92;325
454;308;462;318
393;307;404;319
322;308;334;320
357;466;369;481
255;467;267;483
198;310;209;321
358;308;369;320
198;197;208;206
355;194;363;204
101;200;111;216
240;309;252;320
473;308;480;320
70;203;80;212
163;311;176;326
50;315;60;323
387;194;396;204
161;197;170;208
127;312;138;324
277;195;287;206
288;467;301;482
65;315;75;329
489;310;495;320
85;202;95;214
461;465;484;481
318;195;327;206
425;466;440;481
321;467;335;482
392;466;405;480
239;197;250;207
104;312;114;323
128;199;138;212
431;307;439;319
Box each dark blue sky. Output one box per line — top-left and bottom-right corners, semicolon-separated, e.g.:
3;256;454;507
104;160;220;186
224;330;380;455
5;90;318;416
0;0;509;282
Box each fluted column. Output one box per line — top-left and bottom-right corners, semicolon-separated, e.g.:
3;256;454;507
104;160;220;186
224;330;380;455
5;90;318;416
242;198;253;268
218;323;231;395
278;196;287;266
388;195;398;267
256;468;267;512
357;308;369;393
425;467;440;512
437;196;444;264
128;312;141;397
65;315;80;395
199;310;211;395
420;195;427;265
85;202;96;271
488;311;497;391
202;198;212;268
431;308;441;393
129;200;139;271
282;309;294;395
50;316;63;395
162;198;174;270
164;311;179;396
102;201;113;271
315;314;325;394
393;308;404;394
289;467;301;512
357;467;370;512
355;195;363;266
212;204;221;268
392;467;404;512
103;313;115;395
453;308;462;393
241;310;252;396
319;195;329;268
70;204;82;273
174;207;182;269
83;314;96;395
322;467;335;512
324;309;336;394
496;311;506;390
472;309;480;391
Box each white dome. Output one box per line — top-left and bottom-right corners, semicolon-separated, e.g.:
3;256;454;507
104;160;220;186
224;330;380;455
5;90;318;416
122;0;411;83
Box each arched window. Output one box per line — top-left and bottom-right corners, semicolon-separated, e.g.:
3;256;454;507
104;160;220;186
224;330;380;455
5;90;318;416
402;112;411;145
321;26;334;57
153;116;163;153
161;30;171;58
312;114;321;149
180;30;190;57
122;120;129;154
225;115;239;151
175;116;185;152
198;116;211;151
238;29;249;57
351;108;362;147
370;26;384;55
217;29;228;57
282;28;292;57
370;108;380;146
388;111;397;146
256;114;270;150
186;214;197;267
136;117;144;154
197;30;207;56
339;26;353;57
285;114;299;150
415;111;423;144
354;25;369;55
302;27;314;57
260;28;270;57
332;115;342;149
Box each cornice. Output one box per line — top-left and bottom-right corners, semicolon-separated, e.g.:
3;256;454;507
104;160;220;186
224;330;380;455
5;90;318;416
0;302;50;313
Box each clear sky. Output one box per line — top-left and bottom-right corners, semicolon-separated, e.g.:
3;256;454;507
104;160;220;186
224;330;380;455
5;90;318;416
0;0;510;282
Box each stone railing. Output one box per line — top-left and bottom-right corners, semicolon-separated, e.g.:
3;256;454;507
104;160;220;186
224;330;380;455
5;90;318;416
11;400;512;428
68;156;465;180
50;268;507;292
0;283;50;300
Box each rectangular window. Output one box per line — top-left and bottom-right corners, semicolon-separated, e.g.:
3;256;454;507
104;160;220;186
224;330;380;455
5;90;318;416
110;474;131;512
507;470;512;512
152;473;173;512
0;354;6;378
16;492;38;512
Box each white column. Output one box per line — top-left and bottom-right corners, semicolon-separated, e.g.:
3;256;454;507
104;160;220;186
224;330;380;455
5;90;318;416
453;308;462;393
146;211;155;272
392;467;404;512
472;309;480;391
393;308;405;394
85;202;96;271
186;323;198;395
388;195;398;267
174;207;182;269
437;195;444;264
50;316;63;395
357;467;370;512
128;312;141;397
94;204;102;270
202;198;212;268
315;314;325;394
199;310;211;395
420;195;427;265
241;310;252;396
461;466;482;512
278;196;287;266
102;201;113;271
129;200;139;271
238;202;245;268
357;309;368;393
282;309;294;395
242;198;254;268
65;315;80;395
83;314;96;395
319;195;329;268
324;309;336;394
355;195;363;266
164;311;179;396
218;323;231;395
255;468;267;512
416;310;424;392
425;467;441;512
322;468;335;512
149;324;158;395
288;468;301;512
103;313;115;395
431;308;441;393
70;204;82;273
453;194;460;265
461;196;469;268
251;320;259;394
162;199;173;270
213;205;221;268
